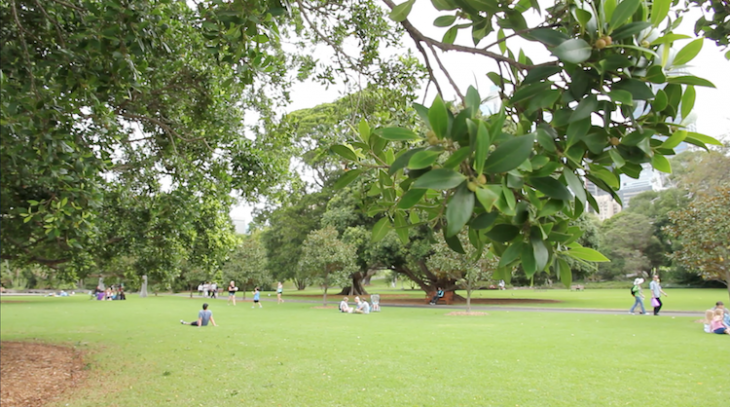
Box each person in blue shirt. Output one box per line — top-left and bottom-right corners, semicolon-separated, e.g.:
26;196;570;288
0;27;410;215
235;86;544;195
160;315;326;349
181;303;217;327
429;287;445;305
252;287;262;308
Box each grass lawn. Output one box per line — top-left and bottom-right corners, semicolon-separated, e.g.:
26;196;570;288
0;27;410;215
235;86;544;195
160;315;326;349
278;281;727;312
1;295;728;407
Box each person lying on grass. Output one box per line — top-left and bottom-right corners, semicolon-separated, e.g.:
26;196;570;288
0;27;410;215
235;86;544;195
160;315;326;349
339;297;353;313
181;303;217;327
353;297;370;314
710;308;729;335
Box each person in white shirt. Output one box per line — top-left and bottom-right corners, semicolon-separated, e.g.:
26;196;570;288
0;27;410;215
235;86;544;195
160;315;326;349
354;297;370;314
649;275;668;316
339;297;353;313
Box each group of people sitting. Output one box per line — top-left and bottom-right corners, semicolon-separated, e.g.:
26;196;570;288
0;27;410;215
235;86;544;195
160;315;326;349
198;282;219;298
339;296;374;314
703;301;730;335
92;285;125;301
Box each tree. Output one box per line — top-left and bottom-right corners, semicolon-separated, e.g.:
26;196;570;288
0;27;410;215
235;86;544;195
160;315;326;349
298;226;357;306
427;233;498;312
330;0;722;281
668;144;730;197
597;212;656;279
222;233;271;298
666;187;730;301
1;0;290;278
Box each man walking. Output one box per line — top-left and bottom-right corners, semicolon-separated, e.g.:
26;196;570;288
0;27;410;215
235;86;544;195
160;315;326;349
649;275;668;316
181;303;217;327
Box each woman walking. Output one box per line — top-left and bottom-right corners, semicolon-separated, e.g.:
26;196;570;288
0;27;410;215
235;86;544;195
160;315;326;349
276;282;284;304
227;281;238;306
629;278;646;315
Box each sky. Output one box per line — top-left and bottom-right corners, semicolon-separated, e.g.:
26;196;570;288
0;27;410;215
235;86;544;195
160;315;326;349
230;1;730;233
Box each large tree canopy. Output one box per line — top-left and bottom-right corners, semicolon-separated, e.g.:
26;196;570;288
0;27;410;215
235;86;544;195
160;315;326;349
1;0;290;277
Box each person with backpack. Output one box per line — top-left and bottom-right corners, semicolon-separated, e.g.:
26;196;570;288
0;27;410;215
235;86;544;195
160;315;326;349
629;278;647;315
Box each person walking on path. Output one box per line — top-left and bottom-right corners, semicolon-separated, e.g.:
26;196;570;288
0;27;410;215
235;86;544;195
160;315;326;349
629;278;647;315
649;275;668;315
276;282;284;304
181;303;217;327
252;287;262;308
227;281;238;306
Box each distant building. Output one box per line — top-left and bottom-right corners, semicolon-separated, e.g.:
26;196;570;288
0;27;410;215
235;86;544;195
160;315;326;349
593;194;623;221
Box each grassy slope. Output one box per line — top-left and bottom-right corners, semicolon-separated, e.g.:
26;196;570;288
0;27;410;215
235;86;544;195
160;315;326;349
1;295;727;407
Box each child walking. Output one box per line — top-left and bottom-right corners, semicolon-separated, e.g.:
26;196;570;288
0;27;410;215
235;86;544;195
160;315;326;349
252;287;262;308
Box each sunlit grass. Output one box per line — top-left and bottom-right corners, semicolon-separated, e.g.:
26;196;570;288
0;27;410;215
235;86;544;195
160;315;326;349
1;295;727;407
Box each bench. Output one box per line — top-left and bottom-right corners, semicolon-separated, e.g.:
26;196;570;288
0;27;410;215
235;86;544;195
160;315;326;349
425;291;455;305
571;285;585;291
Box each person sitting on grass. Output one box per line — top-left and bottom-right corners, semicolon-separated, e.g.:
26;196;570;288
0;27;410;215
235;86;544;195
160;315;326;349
353;297;370;314
710;308;729;335
429;287;445;305
713;301;730;326
339;297;353;313
181;303;217;327
703;309;714;333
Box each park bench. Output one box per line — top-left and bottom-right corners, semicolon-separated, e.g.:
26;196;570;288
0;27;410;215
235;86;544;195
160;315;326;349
424;291;454;305
571;285;585;291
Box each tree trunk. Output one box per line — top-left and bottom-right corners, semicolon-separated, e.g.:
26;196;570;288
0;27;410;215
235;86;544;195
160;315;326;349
362;269;377;285
466;287;472;313
337;272;368;295
294;278;307;290
139;275;147;298
323;286;328;306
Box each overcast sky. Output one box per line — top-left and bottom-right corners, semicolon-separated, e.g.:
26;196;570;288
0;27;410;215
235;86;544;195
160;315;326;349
231;2;730;232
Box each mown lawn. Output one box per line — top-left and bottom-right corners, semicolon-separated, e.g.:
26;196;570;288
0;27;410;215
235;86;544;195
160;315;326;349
1;295;727;407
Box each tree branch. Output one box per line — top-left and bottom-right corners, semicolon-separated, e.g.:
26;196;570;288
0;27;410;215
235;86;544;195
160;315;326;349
32;0;66;48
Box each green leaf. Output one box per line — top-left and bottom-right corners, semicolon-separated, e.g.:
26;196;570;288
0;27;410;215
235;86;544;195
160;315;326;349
614;78;655;100
608;89;633;105
570;94;597;123
444;228;466;254
378;127;420;140
412;168;467;190
501;185;516;210
408;149;442;169
551;39;592;64
442;146;471;169
530;177;572;201
389;148;425;175
564;246;610;262
431;0;458;11
475;185;502;211
330;145;358;162
562;169;586;206
358;119;370;144
474;122;490;175
429;95;449;139
537;199;564;218
523;66;562;85
389;0;416;22
566;118;591;147
609;0;640;29
394;212;409;244
603;0;616;23
650;0;671;27
483;134;535;173
652;89;668;111
498;240;524;267
397;188;427;209
465;86;481;111
666;76;716;88
497;29;507;54
521;243;537;276
685;132;722;146
610;22;651;40
471;211;498;229
434;15;457;27
446;183;475;237
443;26;458;44
486;224;520;243
672;38;703;66
371;217;392;242
333;170;363;189
609;149;626;168
651;154;671;173
681;85;695;119
650;33;691;45
645;65;666;83
661;130;686;149
528;28;570;47
574;9;592;29
558;258;572;288
531;235;549;272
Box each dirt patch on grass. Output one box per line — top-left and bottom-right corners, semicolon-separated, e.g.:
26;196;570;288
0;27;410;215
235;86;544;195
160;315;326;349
0;300;27;304
445;311;489;316
295;294;561;306
0;341;87;407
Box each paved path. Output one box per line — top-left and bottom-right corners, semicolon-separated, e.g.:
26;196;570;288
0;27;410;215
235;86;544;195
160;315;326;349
172;293;703;317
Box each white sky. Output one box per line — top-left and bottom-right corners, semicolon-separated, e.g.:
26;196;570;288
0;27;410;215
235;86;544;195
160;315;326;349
231;2;730;232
